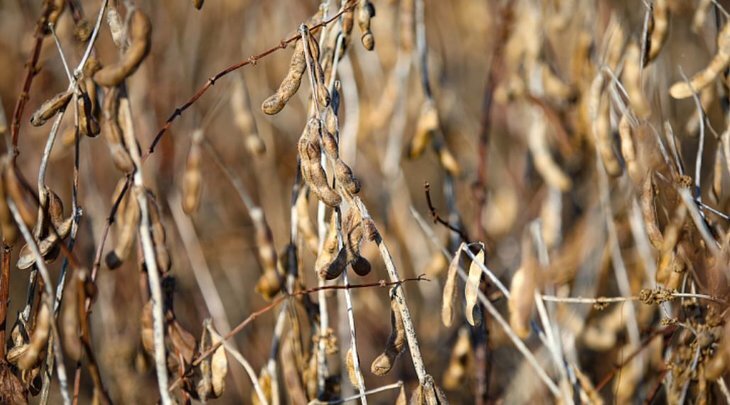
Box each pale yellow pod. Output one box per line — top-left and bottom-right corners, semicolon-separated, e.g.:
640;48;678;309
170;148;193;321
669;23;730;99
618;114;640;183
18;303;50;371
231;76;265;155
210;330;228;397
438;147;461;177
508;259;536;339
527;109;572;191
441;247;462;327
345;348;360;387
464;249;484;327
592;83;622;176
540;62;574;101
409;101;439;158
182;129;203;214
622;43;651;119
645;0;668;65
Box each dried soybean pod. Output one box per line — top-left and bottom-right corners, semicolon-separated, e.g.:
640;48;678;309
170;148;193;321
641;174;664;250
371;291;406;376
335;159;360;195
618;114;640;183
193;0;204;9
46;0;65;31
18;303;50;371
442;327;472;390
509;246;537;339
231;76;265;155
146;192;171;273
669;23;730;99
315;214;340;278
209;327;228;398
299;134;341;207
591;75;622;176
464;248;484;327
77;91;100;137
295;188;319;253
540;62;574;101
303;31;330;108
622;43;651;119
182;129;203;215
345;348;359;386
251;208;281;300
644;0;668;66
343;208;371;276
357;0;376;51
442;245;463;327
30;91;72;126
322;131;339;161
712;147;723;202
94;9;152;86
261;40;306;115
101;87;134;172
16;216;73;270
195;324;213;401
409;101;438;159
106;182;139;269
527;109;572;191
438;147;461;177
322;247;347;280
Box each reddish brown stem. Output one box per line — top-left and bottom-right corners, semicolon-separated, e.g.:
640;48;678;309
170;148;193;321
10;2;58;153
0;245;10;358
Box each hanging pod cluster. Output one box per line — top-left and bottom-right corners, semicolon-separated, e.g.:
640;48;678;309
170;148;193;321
16;186;73;270
316;207;371;281
441;244;486;328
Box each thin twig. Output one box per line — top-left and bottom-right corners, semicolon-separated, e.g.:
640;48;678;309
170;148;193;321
206;324;268;405
308;381;403;405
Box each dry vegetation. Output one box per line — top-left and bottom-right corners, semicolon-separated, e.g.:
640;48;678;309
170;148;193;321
3;0;730;403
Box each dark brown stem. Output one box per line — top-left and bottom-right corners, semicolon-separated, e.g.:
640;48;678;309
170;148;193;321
10;2;57;153
424;181;470;242
0;245;10;358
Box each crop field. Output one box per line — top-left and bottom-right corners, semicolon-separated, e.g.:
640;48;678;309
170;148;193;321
1;0;730;404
